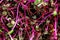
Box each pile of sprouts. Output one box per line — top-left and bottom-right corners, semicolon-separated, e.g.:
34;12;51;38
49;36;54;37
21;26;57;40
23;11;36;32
0;0;60;40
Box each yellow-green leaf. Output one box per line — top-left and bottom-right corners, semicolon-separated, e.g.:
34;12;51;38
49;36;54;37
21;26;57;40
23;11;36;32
8;30;14;34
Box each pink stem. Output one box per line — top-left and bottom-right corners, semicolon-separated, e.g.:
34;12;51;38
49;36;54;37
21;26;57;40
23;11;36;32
30;32;34;40
30;26;35;40
54;17;57;40
0;0;3;3
12;3;19;30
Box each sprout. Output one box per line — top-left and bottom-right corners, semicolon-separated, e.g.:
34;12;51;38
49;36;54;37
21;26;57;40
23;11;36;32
2;5;7;10
8;30;14;34
7;20;15;28
36;25;39;29
52;10;57;16
34;0;42;5
31;21;35;24
59;12;60;14
19;28;23;31
19;37;24;40
6;4;10;7
11;20;15;25
23;0;27;3
14;38;18;40
2;4;10;10
0;0;59;40
26;16;29;19
7;17;12;20
32;15;36;19
30;20;37;25
36;25;39;31
37;2;48;7
37;3;42;7
46;19;50;24
0;29;2;32
44;31;48;34
2;11;8;15
7;23;14;28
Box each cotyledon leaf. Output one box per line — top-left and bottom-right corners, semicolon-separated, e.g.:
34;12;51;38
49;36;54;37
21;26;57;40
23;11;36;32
0;29;2;32
53;10;57;16
8;30;14;34
34;0;42;5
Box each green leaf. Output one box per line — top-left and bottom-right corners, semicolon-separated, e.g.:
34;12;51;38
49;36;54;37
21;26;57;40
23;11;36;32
0;29;2;32
34;0;42;5
53;10;57;16
2;11;8;15
8;30;14;34
7;23;14;28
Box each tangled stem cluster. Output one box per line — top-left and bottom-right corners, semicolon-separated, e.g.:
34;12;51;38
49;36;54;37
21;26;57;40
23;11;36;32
0;0;60;40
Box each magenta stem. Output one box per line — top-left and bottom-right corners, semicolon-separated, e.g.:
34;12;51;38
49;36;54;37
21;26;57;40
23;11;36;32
54;17;57;40
8;34;13;40
0;0;3;3
39;13;52;25
30;32;34;40
12;3;19;30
